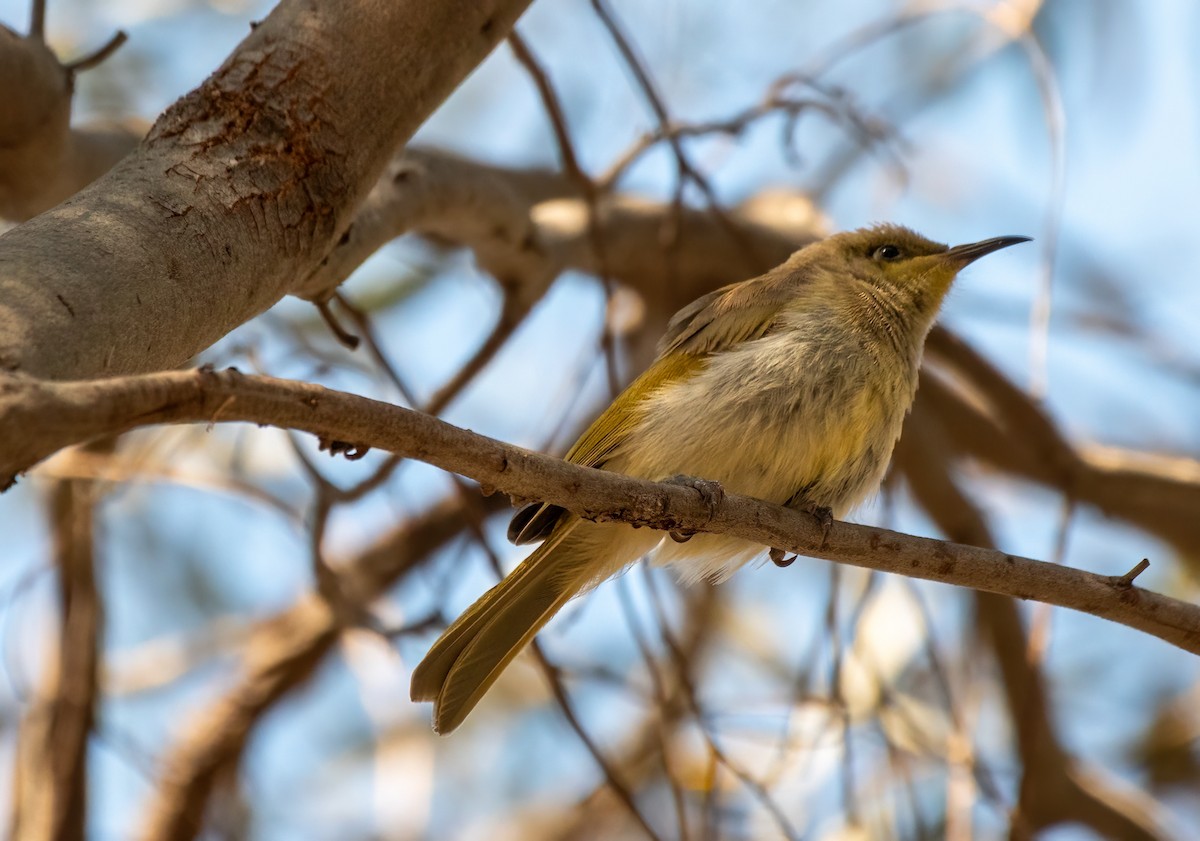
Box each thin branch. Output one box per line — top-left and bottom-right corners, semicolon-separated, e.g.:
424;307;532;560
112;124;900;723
599;79;895;191
29;0;46;40
63;30;128;75
589;0;764;269
7;369;1200;670
642;568;801;840
508;30;624;394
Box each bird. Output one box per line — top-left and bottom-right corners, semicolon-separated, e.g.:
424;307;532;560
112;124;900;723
410;223;1029;733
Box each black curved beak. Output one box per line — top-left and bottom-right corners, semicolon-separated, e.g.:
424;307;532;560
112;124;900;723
944;235;1032;266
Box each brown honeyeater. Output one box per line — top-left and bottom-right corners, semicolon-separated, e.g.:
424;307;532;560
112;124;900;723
411;224;1029;733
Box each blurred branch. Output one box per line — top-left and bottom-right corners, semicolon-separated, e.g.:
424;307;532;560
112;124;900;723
550;583;723;841
588;0;760;267
5;367;1200;657
12;441;111;841
28;0;45;41
62;30;128;75
508;30;625;393
0;23;141;221
600;76;895;190
138;493;504;841
896;403;1174;840
295;147;823;306
922;328;1200;560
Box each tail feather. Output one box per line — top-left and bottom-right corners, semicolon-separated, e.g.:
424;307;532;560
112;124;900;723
409;524;575;704
432;568;579;733
411;520;657;733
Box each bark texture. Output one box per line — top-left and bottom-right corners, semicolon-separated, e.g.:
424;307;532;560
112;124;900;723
0;0;532;380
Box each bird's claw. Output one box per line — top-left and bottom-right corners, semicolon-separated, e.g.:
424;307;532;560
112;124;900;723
799;503;833;545
769;547;796;567
669;529;695;543
666;474;725;518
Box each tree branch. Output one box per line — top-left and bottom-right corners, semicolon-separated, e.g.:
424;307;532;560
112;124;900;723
11;441;109;841
0;0;533;379
4;367;1199;657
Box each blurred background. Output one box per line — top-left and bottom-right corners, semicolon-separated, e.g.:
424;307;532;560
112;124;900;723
2;0;1200;838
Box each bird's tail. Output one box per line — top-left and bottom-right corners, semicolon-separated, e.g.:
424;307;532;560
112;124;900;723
411;521;629;734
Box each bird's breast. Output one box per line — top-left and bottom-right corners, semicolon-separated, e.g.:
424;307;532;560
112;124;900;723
618;326;919;515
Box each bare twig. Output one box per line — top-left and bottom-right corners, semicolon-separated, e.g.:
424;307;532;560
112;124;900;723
63;30;128;75
643;569;801;840
589;0;764;270
314;299;360;350
508;30;624;394
29;0;46;41
1115;559;1152;589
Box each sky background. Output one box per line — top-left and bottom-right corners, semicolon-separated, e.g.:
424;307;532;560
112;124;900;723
1;0;1199;838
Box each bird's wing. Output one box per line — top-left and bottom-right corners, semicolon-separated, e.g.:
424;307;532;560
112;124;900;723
508;351;706;545
511;261;807;545
657;266;801;357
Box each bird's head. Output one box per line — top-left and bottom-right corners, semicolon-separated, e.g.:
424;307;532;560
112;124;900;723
811;224;1030;325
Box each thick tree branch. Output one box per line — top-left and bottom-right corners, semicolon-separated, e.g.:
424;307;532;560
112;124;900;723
0;0;533;380
3;367;1199;657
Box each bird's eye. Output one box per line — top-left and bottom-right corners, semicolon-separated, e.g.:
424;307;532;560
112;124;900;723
873;244;902;261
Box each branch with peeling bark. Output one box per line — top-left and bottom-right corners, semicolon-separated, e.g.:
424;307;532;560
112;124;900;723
0;0;535;380
3;367;1198;658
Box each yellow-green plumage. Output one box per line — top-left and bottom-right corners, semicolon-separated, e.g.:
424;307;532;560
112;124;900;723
411;224;1029;733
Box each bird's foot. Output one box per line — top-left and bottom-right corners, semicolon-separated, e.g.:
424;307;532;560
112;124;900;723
768;547;796;567
801;503;834;546
665;474;725;518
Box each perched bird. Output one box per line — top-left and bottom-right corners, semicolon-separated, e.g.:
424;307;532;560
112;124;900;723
411;224;1028;733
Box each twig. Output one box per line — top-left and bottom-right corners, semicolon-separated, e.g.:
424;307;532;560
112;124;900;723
423;291;532;412
508;30;623;396
1114;559;1151;589
314;299;360;349
63;30;128;75
600;81;894;191
29;0;46;41
642;570;801;840
589;0;762;270
616;575;690;841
